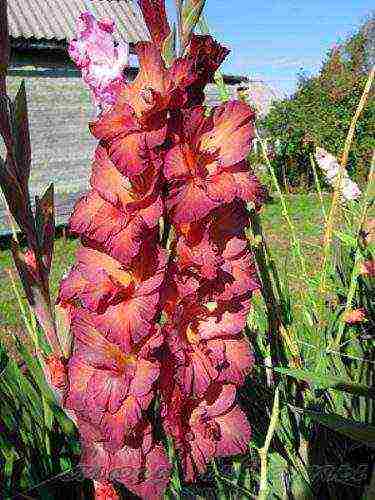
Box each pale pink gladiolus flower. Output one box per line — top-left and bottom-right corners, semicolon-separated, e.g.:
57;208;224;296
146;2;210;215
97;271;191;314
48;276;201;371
343;308;366;324
360;260;375;277
315;147;361;201
68;11;129;109
341;177;362;201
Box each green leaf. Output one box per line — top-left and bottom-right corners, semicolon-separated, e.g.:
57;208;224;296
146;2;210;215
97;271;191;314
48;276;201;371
274;366;375;399
214;71;230;102
55;304;72;360
162;23;176;66
42;395;54;432
59;456;72;472
13;80;31;184
294;408;375;447
182;0;206;47
15;340;56;405
335;230;358;248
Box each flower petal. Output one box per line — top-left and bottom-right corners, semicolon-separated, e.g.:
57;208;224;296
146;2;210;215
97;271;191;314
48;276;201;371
197;299;251;339
90;146;136;207
68;11;128;107
138;0;171;50
167;181;219;224
121;42;169;118
185;35;230;106
199;101;254;168
215;405;251;456
95;292;160;348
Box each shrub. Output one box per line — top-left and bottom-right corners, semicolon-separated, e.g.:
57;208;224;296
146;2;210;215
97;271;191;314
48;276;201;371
261;16;375;189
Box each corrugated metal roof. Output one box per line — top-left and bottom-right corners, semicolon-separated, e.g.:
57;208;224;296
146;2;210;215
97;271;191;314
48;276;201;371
8;0;149;43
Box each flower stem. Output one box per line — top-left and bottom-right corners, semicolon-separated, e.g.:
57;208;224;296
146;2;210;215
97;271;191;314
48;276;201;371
257;384;280;500
329;150;375;352
341;66;375;170
309;153;327;223
175;0;184;56
256;130;307;277
319;66;374;294
256;130;318;318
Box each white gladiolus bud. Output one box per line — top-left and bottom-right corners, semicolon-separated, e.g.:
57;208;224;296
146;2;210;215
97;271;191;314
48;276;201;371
315;147;361;201
341;178;362;200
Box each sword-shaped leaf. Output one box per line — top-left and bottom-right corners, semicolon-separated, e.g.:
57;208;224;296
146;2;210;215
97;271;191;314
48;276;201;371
182;0;206;48
13;80;31;186
293;408;375;448
0;0;9;93
35;183;55;273
274;366;375;399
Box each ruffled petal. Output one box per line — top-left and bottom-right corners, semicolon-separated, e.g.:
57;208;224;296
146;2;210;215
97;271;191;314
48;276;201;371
68;11;128;107
200;101;255;168
215;405;251;456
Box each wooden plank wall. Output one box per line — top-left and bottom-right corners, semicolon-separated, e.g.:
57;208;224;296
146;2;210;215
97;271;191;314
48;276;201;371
1;71;242;235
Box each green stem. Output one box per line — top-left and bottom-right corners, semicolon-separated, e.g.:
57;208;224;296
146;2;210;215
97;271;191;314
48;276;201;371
319;66;374;294
256;129;317;316
257;130;307;277
309;153;327;223
258;385;281;500
329;150;375;352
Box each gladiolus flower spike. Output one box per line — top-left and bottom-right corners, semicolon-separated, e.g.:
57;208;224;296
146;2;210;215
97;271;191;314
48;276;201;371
58;2;264;498
315;147;361;201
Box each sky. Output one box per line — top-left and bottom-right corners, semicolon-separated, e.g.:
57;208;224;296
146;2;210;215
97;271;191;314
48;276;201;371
167;0;373;96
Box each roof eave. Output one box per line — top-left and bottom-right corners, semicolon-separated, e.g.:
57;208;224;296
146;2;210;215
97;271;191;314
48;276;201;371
10;36;138;54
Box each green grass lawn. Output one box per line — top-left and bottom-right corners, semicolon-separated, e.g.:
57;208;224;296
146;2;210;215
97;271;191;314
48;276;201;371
0;237;78;330
0;193;329;332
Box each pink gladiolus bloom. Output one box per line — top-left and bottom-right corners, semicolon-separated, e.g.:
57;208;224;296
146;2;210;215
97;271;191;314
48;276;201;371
93;481;119;500
343;308;366;324
68;11;129;108
360;260;375;277
161;383;251;482
164;102;262;224
80;422;171;499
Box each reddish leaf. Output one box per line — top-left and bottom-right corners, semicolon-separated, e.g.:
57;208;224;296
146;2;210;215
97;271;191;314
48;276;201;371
35;183;55;273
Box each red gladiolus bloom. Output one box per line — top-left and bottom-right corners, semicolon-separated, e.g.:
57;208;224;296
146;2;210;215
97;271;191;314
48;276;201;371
58;1;264;497
93;481;119;500
164;102;261;224
343;308;366;324
161;383;251;482
80;421;171;499
360;260;375;278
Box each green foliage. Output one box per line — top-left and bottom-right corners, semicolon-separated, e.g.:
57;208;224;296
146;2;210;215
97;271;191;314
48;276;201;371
261;18;375;189
0;236;78;328
243;194;375;499
0;340;88;499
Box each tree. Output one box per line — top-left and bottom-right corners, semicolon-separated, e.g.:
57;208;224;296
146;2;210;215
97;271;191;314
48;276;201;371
260;16;375;189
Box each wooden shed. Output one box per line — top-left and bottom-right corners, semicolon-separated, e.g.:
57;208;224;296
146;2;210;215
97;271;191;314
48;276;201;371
1;0;248;232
